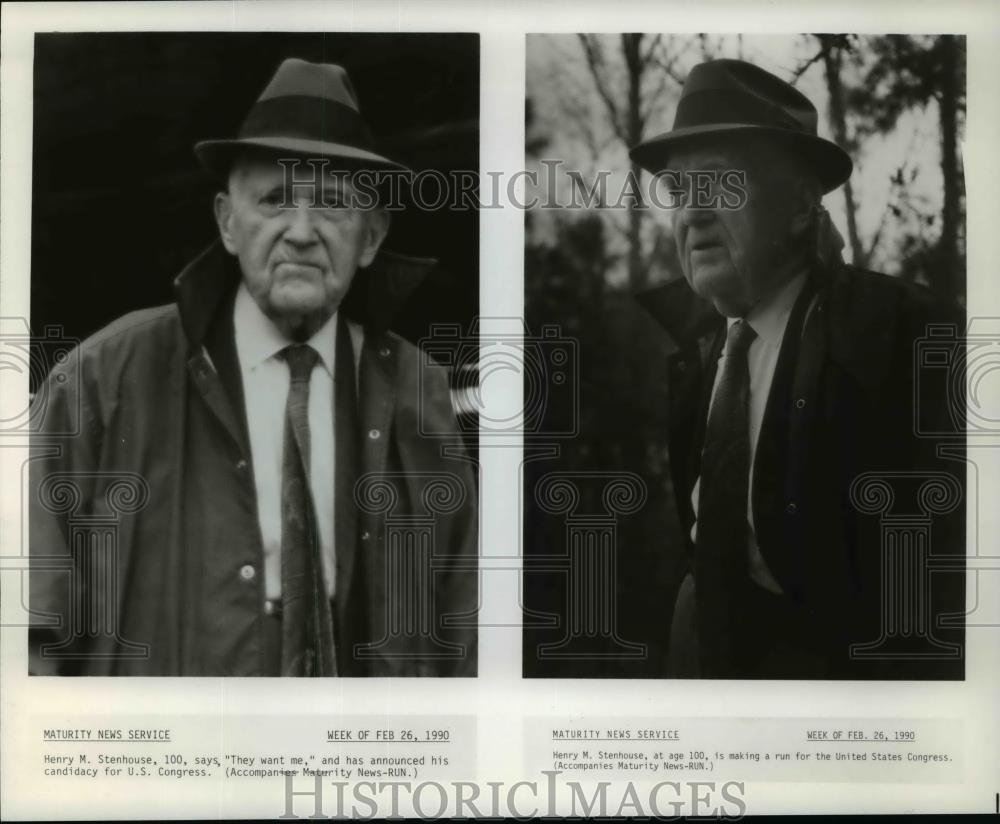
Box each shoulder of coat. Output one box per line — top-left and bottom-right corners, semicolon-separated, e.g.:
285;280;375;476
821;264;962;389
74;303;182;371
82;303;180;349
832;265;955;314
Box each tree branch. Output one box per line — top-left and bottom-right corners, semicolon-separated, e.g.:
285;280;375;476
790;46;828;84
577;34;627;142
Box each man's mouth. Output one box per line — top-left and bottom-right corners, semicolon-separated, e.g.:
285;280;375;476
276;260;322;273
689;239;723;254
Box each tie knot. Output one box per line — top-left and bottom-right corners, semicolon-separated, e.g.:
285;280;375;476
280;344;319;382
725;319;757;356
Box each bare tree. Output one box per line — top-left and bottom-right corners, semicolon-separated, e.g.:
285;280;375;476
848;35;967;299
577;33;684;289
795;35;866;267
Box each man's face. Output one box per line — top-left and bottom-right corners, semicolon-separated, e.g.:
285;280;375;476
668;138;807;317
214;154;388;338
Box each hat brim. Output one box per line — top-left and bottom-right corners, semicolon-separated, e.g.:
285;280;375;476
629;123;853;194
194;136;410;179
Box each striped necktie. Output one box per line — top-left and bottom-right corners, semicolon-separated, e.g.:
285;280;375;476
279;343;336;676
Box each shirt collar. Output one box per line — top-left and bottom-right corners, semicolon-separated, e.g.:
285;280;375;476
726;272;807;348
233;282;337;376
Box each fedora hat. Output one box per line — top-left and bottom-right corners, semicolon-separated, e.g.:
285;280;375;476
629;58;852;193
194;57;409;177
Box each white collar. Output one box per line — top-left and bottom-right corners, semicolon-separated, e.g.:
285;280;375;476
727;272;807;348
233;282;337;376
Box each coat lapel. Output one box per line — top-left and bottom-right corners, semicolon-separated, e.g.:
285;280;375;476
339;325;398;668
638;277;725;531
749;274;818;590
174;243;249;453
333;316;363;647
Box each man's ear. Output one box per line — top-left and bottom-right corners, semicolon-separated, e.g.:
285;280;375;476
813;205;846;269
787;175;823;239
214;191;238;254
358;207;390;268
791;178;821;237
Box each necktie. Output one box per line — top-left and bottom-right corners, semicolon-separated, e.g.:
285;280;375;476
694;319;757;676
279;343;336;676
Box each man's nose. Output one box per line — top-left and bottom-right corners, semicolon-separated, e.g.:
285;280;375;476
282;202;319;244
676;201;717;228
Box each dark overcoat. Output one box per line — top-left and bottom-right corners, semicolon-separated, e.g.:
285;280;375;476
639;260;965;679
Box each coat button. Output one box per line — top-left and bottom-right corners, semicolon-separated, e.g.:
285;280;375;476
239;564;256;581
360;530;371;542
378;345;391;358
785;502;797;515
795;398;807;409
368;428;381;440
236;459;249;472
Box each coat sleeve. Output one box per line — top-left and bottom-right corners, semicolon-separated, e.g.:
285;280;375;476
28;343;104;675
908;295;966;678
422;359;479;677
854;284;966;679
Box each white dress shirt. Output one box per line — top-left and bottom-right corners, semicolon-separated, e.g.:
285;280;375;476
690;273;808;594
233;283;362;600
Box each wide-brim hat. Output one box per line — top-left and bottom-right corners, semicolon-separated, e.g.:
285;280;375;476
629;58;852;193
194;57;409;178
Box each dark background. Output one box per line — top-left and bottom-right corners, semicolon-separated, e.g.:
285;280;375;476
30;32;479;378
521;213;682;678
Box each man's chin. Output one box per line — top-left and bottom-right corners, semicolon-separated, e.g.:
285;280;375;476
269;285;328;316
688;270;748;318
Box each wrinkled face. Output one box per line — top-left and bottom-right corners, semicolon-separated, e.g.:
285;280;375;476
668;137;809;317
214;153;388;338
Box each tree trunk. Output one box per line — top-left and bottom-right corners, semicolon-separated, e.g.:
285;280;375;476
622;33;645;291
821;40;865;267
937;34;962;301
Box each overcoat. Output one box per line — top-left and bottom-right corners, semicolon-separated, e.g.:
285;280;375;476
638;260;965;678
28;242;478;676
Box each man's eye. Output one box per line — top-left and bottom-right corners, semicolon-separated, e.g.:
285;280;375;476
318;191;345;208
260;192;284;207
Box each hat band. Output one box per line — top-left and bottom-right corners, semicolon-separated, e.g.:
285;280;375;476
674;89;810;135
238;94;375;151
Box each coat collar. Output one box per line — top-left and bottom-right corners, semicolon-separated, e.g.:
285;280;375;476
634;262;899;391
634;275;720;356
173;240;438;349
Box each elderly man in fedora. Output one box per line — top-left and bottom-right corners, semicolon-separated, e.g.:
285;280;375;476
632;59;964;679
28;58;477;677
